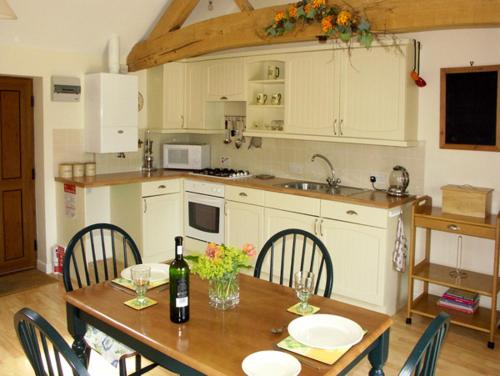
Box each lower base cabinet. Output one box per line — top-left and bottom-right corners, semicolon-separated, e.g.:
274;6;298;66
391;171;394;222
224;201;264;275
320;219;386;307
111;180;182;263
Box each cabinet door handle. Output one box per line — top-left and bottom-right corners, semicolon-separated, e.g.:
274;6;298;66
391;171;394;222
220;96;228;100
117;130;124;134
339;119;344;136
180;115;184;128
158;185;166;189
224;202;227;216
448;224;461;231
314;219;318;235
239;192;248;197
143;199;147;213
346;210;358;215
319;219;324;237
333;119;337;135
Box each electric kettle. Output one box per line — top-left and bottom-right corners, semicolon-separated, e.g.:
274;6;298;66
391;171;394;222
387;165;410;197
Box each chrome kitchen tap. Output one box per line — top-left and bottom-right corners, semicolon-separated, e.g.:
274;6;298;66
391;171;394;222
311;154;341;188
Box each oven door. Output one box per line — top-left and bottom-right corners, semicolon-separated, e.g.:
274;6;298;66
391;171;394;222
184;192;224;244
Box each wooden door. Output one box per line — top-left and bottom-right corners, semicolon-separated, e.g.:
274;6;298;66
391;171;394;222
285;50;338;136
0;77;36;275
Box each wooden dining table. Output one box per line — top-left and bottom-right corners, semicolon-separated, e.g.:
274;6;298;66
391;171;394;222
65;274;392;376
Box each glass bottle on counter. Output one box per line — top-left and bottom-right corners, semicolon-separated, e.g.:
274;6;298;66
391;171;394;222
170;236;190;323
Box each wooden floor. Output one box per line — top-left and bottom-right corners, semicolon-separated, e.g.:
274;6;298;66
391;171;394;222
1;280;499;375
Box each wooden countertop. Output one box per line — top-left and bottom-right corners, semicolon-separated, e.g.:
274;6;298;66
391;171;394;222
55;170;415;209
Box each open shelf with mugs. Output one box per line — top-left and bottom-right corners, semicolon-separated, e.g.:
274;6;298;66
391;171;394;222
246;56;286;132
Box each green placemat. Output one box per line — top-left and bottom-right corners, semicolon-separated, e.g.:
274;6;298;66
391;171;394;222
287;302;320;316
124;297;158;310
277;336;353;365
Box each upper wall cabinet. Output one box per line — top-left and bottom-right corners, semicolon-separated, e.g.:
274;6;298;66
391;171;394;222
285;50;339;136
85;73;138;153
185;61;207;129
206;58;245;101
163;62;186;130
338;45;417;141
282;42;417;143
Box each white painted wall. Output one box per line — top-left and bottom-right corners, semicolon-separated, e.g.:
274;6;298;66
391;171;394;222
0;44;104;272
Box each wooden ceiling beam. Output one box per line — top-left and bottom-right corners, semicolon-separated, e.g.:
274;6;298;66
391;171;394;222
148;0;200;39
234;0;254;12
128;0;500;72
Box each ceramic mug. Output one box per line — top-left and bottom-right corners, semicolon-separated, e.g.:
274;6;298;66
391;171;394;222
271;93;282;105
267;65;280;80
256;93;267;105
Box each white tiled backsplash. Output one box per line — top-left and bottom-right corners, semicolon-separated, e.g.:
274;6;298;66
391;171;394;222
53;129;189;175
191;134;425;195
53;129;424;195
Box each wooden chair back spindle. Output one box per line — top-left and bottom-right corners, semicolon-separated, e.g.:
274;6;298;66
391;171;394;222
254;229;334;298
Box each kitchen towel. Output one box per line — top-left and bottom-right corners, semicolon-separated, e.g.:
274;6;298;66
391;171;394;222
392;213;407;272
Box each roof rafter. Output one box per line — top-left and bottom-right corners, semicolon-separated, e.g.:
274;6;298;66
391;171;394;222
148;0;200;39
234;0;254;11
128;0;500;72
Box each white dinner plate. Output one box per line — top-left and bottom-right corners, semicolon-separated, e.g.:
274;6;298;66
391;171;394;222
242;351;301;376
121;263;169;283
288;314;364;350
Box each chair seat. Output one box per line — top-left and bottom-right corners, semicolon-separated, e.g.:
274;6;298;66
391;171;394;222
84;325;135;367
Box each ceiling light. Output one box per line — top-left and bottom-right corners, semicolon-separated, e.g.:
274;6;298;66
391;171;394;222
0;0;16;20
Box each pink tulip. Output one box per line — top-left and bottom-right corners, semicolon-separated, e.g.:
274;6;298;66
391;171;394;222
206;242;221;258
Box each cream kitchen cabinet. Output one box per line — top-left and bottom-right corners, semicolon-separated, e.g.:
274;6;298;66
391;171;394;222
184;61;207;130
111;179;182;263
320;218;386;307
283;42;417;142
337;45;417;141
163;62;185;130
206;58;245;101
85;73;138;153
285;50;338;136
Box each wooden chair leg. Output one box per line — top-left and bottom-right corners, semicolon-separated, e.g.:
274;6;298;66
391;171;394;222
119;357;127;376
135;355;142;375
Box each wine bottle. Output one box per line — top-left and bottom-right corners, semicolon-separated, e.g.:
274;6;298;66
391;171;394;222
170;236;190;323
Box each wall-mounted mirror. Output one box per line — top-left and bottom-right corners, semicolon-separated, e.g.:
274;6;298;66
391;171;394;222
440;65;500;151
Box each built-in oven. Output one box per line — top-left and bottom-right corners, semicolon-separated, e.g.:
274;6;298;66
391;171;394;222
184;180;225;244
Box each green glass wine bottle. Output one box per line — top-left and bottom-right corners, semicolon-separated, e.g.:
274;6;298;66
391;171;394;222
170;236;190;323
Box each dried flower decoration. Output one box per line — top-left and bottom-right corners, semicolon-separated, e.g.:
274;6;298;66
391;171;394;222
265;0;374;48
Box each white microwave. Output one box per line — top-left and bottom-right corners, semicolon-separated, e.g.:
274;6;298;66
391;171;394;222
163;143;210;170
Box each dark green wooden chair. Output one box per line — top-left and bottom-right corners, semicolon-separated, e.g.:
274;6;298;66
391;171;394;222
399;312;450;376
63;223;157;376
14;307;91;376
254;228;334;298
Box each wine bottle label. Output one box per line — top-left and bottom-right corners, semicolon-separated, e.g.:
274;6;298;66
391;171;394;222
176;245;182;255
175;279;189;308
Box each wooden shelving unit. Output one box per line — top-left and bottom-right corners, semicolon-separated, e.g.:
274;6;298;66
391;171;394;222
406;196;500;348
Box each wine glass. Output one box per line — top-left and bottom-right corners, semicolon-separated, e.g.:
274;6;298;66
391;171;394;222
131;265;151;306
294;271;315;314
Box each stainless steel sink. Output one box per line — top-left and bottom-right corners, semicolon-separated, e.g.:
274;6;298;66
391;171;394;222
276;181;367;196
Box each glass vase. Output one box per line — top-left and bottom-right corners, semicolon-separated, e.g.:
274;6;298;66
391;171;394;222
208;274;240;310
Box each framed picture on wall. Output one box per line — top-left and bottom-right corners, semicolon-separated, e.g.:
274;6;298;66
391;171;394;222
440;64;500;152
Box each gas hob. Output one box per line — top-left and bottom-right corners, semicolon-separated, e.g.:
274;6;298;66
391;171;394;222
190;168;251;179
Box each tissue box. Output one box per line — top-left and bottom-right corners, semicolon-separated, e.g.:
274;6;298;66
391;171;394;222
441;185;493;218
